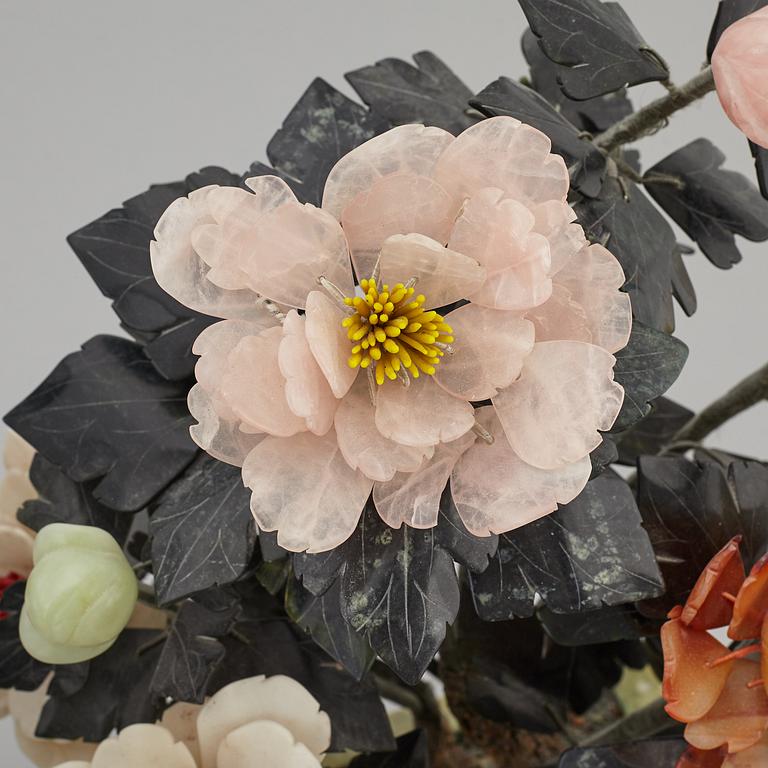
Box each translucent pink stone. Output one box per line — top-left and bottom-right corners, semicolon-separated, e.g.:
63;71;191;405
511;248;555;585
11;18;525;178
221;327;307;438
151;186;269;321
374;375;475;448
451;407;592;536
379;234;486;309
553;244;631;353
531;200;588;276
242;430;373;553
492;341;624;469
334;378;433;482
187;384;265;467
322;124;454;219
433;116;570;206
341;174;460;279
435;304;535;401
223;202;354;310
0;523;34;576
192;178;296;290
467;234;552;311
374;431;476;529
712;7;768;149
448;188;537;276
279;311;338;436
304;291;359;398
524;285;592;345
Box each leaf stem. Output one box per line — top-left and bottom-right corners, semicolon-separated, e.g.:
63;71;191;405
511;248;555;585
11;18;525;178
577;697;673;747
670;361;768;444
596;66;716;153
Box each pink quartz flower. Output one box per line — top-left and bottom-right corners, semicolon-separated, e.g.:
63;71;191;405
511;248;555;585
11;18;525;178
151;116;630;553
712;6;768;149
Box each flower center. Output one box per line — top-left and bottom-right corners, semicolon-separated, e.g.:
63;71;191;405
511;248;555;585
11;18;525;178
342;277;454;385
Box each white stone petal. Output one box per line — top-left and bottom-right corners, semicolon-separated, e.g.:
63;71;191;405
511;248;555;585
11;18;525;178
492;341;624;469
151;186;268;320
433;116;570;206
322;124;455;219
553;244;632;353
196;674;331;768
242;431;372;553
187;384;264;468
334;378;433;482
374;431;476;529
305;290;359;398
159;702;203;767
230;202;354;309
90;724;197;768
435;304;535;401
451;406;592;536
374;375;475;448
217;721;322;768
279;311;338;436
379;234;486;309
221;327;308;438
342;174;461;280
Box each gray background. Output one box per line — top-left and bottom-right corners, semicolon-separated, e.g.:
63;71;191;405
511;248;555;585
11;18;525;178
1;0;766;763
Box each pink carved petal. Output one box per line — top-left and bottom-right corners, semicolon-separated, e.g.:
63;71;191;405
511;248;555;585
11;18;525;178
374;431;475;529
304;290;359;398
435;304;534;401
279;311;338;436
0;470;37;527
194;318;280;398
492;341;624;469
468;234;552;311
374;375;475;448
242;430;373;553
524;285;592;344
447;187;537;276
334;378;433;482
531;201;588;276
221;327;307;437
433;116;570;206
450;406;591;536
192;178;297;289
662;616;734;722
379;234;486;309
187;384;265;467
322;124;454;219
712;7;768;150
227;202;353;310
4;431;35;474
151;186;268;320
685;659;768;753
342;174;461;279
554;244;632;353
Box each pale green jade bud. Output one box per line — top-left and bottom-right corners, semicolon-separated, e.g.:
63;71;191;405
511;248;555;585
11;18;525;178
20;523;138;664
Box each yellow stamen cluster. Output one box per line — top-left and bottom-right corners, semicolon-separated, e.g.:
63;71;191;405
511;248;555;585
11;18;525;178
342;277;454;385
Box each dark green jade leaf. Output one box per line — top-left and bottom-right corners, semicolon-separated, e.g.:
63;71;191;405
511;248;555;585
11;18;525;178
518;0;669;100
20;454;133;545
615;397;694;465
611;322;689;432
469;471;663;620
559;738;687;767
636;455;768;618
346;51;477;134
150;453;256;605
645;138;768;269
4;335;198;511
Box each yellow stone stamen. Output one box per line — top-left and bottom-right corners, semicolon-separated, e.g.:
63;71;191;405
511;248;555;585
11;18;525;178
343;277;454;385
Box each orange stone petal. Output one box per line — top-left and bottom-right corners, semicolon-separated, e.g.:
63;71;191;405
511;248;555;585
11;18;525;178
662;617;733;722
676;746;726;768
730;554;768;641
685;659;768;753
681;537;745;631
